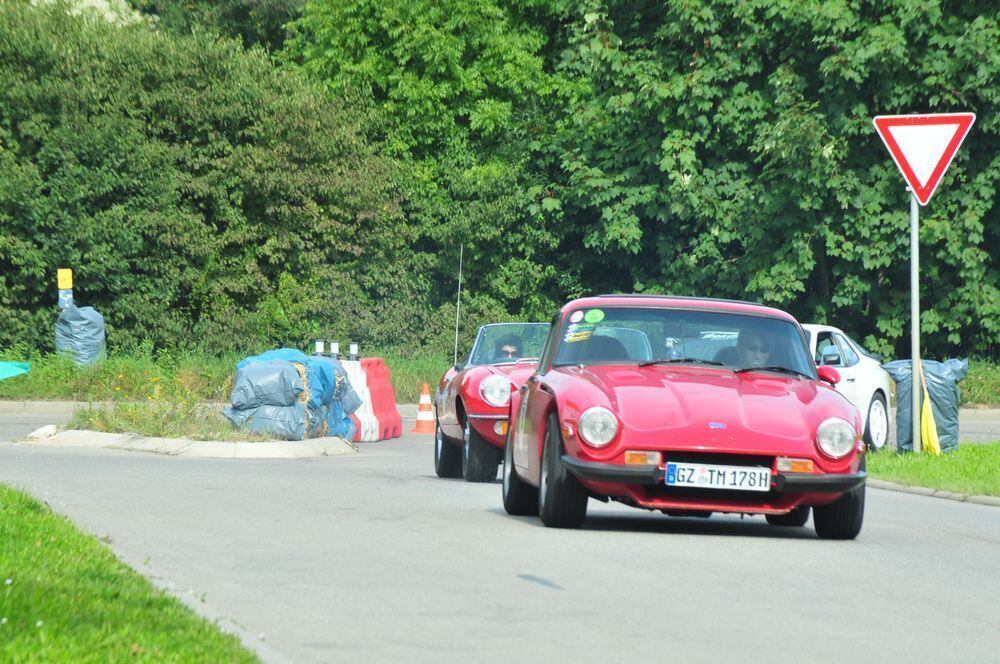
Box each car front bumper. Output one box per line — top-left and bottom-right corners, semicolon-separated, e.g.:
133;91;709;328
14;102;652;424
562;455;865;492
561;455;865;513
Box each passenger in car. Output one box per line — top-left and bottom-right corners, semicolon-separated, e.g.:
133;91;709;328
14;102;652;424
736;329;771;368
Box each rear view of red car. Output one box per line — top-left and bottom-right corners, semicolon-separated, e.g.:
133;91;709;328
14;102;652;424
503;295;866;539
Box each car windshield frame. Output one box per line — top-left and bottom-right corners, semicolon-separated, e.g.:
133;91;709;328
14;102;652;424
467;322;551;366
548;305;816;379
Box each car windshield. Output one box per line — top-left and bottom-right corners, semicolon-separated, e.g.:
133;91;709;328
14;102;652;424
553;306;814;377
468;323;550;365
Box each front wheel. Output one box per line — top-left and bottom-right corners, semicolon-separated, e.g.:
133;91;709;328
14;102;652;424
538;413;588;528
814;458;865;540
864;393;889;452
502;428;538;516
434;423;462;478
462;422;501;482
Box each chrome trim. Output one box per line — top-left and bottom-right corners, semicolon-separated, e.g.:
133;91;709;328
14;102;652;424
467;414;508;421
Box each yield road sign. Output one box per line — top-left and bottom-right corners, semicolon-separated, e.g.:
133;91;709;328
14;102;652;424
872;113;975;205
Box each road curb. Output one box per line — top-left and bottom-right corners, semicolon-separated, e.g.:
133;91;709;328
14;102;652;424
17;428;357;459
868;478;999;507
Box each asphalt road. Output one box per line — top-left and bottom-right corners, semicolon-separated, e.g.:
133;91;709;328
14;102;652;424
1;413;998;664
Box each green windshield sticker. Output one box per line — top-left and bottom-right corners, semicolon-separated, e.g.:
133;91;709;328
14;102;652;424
584;309;605;324
564;323;595;343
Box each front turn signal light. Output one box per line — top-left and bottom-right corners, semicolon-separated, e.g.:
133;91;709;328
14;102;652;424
624;451;662;466
493;421;509;436
776;457;814;473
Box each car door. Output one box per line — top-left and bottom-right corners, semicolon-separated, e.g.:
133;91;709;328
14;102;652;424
815;330;862;409
831;331;865;408
513;317;559;484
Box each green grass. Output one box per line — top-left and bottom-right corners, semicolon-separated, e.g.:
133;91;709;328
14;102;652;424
867;444;1000;496
963;360;1000;408
68;403;276;442
0;484;258;662
0;348;451;405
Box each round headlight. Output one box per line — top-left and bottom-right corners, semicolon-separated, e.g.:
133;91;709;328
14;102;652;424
816;417;857;458
479;375;511;408
578;407;619;448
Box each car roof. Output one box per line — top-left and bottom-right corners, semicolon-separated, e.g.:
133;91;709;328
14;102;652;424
801;323;843;334
563;294;799;323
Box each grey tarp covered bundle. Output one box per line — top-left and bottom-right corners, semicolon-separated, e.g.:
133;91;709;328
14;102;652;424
223;349;360;441
882;358;969;453
229;362;304;409
55;304;106;365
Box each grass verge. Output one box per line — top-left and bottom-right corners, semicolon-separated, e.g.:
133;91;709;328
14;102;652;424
0;348;451;404
68;402;276;442
867;444;1000;496
963;360;1000;408
0;484;258;662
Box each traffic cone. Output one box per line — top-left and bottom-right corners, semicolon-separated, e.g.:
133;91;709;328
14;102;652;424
411;383;435;434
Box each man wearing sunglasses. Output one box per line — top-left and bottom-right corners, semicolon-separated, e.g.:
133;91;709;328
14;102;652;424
494;335;522;362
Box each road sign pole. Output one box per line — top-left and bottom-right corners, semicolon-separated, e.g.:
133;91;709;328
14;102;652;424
910;190;921;454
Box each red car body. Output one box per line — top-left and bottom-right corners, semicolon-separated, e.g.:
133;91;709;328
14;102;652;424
503;295;867;539
434;323;550;482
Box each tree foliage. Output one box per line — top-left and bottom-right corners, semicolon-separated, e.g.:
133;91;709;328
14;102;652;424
539;0;999;358
0;1;406;352
1;1;998;360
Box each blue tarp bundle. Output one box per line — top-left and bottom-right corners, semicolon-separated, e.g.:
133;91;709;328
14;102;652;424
55;305;106;366
224;349;362;441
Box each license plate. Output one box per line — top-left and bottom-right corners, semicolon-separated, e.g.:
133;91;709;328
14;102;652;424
665;462;771;492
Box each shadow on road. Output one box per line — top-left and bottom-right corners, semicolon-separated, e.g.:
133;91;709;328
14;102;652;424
485;507;818;539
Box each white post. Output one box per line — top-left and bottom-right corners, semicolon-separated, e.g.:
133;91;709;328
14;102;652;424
314;340;325;356
453;243;464;366
910;190;921;453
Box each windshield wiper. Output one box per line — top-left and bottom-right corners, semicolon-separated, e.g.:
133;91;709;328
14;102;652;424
639;358;725;368
734;365;811;379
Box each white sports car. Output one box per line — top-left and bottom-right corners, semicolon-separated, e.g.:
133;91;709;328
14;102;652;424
802;324;895;451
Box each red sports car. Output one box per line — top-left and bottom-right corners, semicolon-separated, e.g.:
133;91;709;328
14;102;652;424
502;295;867;539
435;322;550;482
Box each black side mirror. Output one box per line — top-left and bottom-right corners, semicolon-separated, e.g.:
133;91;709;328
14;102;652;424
821;351;842;366
454;363;466;372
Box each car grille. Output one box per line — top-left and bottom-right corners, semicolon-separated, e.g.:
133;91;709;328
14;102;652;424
663;451;773;468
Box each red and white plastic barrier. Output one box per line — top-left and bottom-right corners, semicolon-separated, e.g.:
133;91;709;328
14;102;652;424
341;359;379;442
361;358;402;440
340;357;401;442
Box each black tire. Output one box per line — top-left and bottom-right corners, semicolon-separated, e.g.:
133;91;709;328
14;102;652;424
813;457;865;540
765;506;811;527
433;422;462;478
538;413;588;528
502;427;538;516
863;393;889;452
462;421;501;483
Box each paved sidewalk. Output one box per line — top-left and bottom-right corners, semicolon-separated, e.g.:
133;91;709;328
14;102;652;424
19;428;357;459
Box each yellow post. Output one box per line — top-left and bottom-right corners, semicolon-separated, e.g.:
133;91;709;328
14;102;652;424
57;268;73;290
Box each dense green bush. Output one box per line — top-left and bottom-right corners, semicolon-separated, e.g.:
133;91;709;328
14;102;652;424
1;1;998;363
288;0;999;360
0;1;419;353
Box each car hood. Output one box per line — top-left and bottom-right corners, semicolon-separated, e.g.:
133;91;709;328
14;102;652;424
487;362;538;386
558;364;854;452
